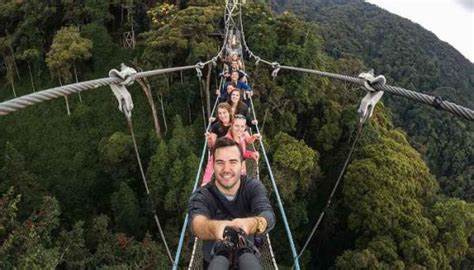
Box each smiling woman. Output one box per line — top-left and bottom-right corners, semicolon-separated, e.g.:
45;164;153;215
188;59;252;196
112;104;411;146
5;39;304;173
365;0;474;61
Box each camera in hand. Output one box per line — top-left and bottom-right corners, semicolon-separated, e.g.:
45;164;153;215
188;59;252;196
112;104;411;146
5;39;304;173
222;226;246;249
212;226;258;267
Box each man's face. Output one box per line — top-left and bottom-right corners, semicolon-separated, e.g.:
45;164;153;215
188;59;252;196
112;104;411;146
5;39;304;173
214;146;242;190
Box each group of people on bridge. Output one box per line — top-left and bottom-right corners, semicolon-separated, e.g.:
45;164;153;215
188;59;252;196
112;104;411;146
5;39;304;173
187;49;276;270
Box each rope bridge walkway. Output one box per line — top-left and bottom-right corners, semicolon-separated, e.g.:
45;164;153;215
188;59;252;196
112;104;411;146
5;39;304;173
0;0;473;269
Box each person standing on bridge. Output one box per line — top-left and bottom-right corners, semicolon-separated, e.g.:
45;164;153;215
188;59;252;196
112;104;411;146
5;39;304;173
218;71;251;102
189;137;275;270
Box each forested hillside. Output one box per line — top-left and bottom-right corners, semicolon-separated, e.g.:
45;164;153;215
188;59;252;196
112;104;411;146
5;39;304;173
0;0;472;269
273;0;474;200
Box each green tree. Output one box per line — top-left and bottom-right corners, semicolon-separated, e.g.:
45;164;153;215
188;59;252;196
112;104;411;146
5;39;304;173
98;132;136;182
46;26;93;114
0;189;61;269
0;142;47;218
110;182;142;235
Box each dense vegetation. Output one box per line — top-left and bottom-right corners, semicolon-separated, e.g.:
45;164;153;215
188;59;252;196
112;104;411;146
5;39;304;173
274;0;474;201
0;0;472;269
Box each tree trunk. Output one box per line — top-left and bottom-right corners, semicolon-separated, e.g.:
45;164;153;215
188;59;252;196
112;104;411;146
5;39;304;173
73;62;83;103
188;103;192;124
4;57;16;97
136;77;161;139
5;33;20;80
205;63;212;119
27;62;35;92
159;94;168;135
10;77;16;97
59;77;71;116
261;107;269;133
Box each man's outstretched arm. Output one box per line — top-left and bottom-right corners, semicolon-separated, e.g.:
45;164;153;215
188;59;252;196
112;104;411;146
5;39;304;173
191;215;233;241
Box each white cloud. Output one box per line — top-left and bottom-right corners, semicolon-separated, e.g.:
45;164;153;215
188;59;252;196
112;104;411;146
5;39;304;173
456;0;474;11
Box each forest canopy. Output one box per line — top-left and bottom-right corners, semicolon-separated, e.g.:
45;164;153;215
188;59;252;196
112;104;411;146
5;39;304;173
0;0;472;269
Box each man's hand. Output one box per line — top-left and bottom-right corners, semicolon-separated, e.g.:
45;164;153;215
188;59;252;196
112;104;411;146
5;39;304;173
214;220;235;241
215;89;220;96
231;218;257;236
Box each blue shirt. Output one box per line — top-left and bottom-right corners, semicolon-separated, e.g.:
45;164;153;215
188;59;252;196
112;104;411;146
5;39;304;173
220;81;251;100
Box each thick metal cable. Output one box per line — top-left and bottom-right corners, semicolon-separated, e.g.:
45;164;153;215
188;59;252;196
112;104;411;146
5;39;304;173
248;97;279;270
237;3;474;121
249;62;474;121
279;65;474;121
293;124;364;268
249;96;302;270
172;97;219;270
125;114;175;264
0;65;200;116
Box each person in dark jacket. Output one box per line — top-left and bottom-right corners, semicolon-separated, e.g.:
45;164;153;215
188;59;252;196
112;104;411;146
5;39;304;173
227;89;257;130
189;137;275;269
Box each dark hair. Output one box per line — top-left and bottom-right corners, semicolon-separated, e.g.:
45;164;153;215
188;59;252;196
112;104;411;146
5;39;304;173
217;102;234;123
227;89;247;115
212;137;243;161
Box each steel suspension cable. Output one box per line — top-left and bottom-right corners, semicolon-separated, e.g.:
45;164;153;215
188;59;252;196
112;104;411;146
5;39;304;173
0;0;244;118
237;3;474;121
124;113;175;264
249;95;302;270
172;96;220;270
0;65;201;116
277;65;474;121
293;123;365;268
247;96;279;270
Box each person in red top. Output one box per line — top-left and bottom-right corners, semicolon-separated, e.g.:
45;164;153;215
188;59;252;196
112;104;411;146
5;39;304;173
224;114;260;165
202;114;261;186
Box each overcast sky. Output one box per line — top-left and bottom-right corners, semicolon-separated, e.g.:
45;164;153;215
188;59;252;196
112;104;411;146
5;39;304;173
365;0;474;62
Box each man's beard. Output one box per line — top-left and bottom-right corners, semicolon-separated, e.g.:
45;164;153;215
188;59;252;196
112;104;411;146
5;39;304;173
217;172;239;190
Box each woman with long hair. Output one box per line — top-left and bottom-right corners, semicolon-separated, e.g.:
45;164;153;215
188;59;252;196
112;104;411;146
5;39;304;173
202;102;234;185
206;102;234;147
227;89;257;129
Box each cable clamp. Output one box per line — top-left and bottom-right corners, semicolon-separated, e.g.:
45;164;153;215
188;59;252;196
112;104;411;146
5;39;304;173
109;63;136;119
358;69;386;92
195;61;204;78
255;56;261;66
357;70;385;124
271;62;280;79
433;96;444;110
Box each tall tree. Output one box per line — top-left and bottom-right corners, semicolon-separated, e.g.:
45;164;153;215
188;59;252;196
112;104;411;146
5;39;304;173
46;26;92;114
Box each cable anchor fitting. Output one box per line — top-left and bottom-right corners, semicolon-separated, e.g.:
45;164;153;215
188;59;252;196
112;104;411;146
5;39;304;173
271;62;280;79
211;57;218;67
255;56;261;66
195;61;204;78
109;63;137;120
357;70;386;124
